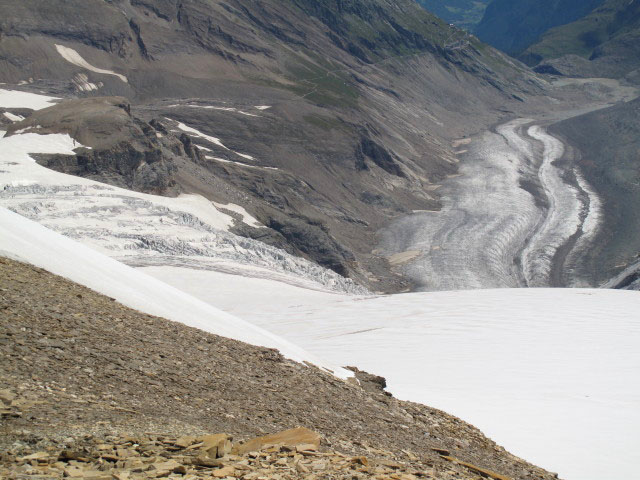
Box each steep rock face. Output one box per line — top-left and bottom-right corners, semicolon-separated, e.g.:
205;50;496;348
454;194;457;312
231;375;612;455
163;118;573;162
0;0;545;291
521;0;640;80
4;97;191;194
475;0;604;55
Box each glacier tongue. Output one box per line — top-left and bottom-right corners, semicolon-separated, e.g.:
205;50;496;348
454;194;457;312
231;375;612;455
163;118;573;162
0;129;366;295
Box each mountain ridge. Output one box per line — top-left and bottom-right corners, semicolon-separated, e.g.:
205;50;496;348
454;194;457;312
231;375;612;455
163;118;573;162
475;0;605;56
521;0;640;80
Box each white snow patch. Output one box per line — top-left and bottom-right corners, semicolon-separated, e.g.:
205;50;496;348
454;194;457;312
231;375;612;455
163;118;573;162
144;266;640;480
3;112;24;122
173;120;229;150
234;152;255;161
205;155;278;171
8;180;37;187
55;44;128;83
254;105;271;110
0;208;353;380
0;89;59;110
170;119;258;162
182;105;260;117
14;125;44;134
213;202;263;228
72;73;101;92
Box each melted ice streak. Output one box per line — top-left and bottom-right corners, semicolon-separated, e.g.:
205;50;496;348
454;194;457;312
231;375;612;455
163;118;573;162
522;126;601;287
383;119;602;290
0;132;365;295
55;44;128;83
171;120;257;161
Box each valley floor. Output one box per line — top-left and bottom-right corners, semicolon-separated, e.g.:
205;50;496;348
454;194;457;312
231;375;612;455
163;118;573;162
380;77;640;291
380;119;601;290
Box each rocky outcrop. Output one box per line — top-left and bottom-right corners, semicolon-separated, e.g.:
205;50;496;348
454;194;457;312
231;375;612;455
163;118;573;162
0;428;522;480
5;97;195;194
356;136;405;177
267;216;356;277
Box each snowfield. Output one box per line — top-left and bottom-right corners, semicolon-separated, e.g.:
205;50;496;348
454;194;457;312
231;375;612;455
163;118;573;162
143;265;640;480
2;88;639;480
0;88;59;110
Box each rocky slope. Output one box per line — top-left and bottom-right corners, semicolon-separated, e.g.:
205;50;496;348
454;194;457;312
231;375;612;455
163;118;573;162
0;256;558;480
0;0;545;292
521;0;640;80
475;0;604;56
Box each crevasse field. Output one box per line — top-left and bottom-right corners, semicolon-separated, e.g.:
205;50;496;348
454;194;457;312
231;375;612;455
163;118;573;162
1;89;639;480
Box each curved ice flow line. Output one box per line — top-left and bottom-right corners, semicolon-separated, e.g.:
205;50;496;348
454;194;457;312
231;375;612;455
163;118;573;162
384;119;603;290
400;120;543;290
522;126;583;287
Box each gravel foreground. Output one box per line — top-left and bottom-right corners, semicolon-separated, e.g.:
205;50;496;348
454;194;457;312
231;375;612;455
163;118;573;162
0;256;557;480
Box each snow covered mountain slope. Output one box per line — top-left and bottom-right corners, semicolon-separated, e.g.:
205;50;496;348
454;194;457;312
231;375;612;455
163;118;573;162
142;265;640;480
0;90;366;295
0;207;353;380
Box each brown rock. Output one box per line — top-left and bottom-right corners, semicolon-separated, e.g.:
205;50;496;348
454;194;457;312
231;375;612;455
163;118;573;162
59;451;91;462
200;434;232;458
431;448;450;456
174;436;197;448
441;456;512;480
232;428;321;456
295;444;318;453
0;389;16;405
149;459;184;477
64;467;111;479
212;465;236;478
20;452;50;461
193;455;226;468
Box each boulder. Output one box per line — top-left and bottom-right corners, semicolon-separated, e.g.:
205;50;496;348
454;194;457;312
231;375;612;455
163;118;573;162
232;428;321;455
199;433;232;458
